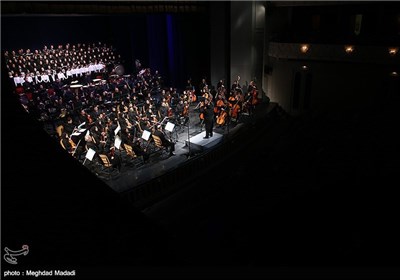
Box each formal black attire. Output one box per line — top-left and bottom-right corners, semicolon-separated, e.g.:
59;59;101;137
153;128;175;156
200;101;214;138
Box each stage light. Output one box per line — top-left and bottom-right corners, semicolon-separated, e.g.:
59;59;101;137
300;44;310;53
344;45;355;54
301;65;308;70
390;71;398;77
388;47;398;56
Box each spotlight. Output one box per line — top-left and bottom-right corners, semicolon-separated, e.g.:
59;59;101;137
301;65;308;70
300;44;310;53
390;71;398;77
388;47;398;56
344;45;355;54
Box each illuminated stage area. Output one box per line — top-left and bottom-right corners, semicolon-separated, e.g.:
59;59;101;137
90;100;275;195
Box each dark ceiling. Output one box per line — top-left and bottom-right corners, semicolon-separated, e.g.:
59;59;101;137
1;1;207;15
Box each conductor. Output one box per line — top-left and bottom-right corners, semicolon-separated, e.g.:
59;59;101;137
200;98;214;139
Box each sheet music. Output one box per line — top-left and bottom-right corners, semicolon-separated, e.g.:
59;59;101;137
165;122;175;132
85;148;96;161
114;135;122;149
142;130;151;141
114;125;121;135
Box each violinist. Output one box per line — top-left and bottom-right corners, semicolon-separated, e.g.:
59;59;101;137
231;75;241;92
179;100;190;126
132;137;150;163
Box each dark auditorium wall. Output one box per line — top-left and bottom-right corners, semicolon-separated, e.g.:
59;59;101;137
262;2;400;116
1;13;210;89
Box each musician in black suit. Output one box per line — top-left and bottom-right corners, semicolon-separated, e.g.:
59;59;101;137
153;125;175;156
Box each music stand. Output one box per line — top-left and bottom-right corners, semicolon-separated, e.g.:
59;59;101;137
141;130;152;150
141;130;151;141
114;125;121;136
165;121;176;143
114;135;122;150
83;148;96;165
165;121;175;132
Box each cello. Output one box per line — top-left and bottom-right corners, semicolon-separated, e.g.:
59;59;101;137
198;101;205;122
230;98;241;121
216;107;228;126
189;89;197;103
